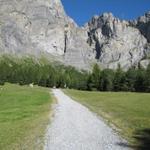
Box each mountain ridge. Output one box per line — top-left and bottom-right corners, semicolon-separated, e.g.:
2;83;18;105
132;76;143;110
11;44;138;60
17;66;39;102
0;0;149;70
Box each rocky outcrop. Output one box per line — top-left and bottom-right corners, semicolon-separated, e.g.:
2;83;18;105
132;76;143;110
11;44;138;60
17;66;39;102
86;13;148;70
0;0;92;69
132;11;150;42
0;0;150;70
0;0;69;55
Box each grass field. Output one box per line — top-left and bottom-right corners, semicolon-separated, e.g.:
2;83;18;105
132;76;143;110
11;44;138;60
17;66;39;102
64;89;150;146
0;83;52;150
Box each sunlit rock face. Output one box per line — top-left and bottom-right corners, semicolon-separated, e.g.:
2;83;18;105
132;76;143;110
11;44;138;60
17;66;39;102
0;0;149;70
0;0;69;55
86;13;148;70
0;0;91;69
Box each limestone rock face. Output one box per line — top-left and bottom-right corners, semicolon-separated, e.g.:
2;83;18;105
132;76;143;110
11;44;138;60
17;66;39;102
64;26;92;70
86;13;148;70
0;0;68;55
133;11;150;42
0;0;92;69
0;0;150;70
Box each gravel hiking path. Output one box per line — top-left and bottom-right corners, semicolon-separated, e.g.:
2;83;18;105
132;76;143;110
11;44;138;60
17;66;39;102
44;89;131;150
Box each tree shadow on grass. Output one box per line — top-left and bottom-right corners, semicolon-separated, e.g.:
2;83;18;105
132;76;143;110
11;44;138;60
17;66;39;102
117;129;150;150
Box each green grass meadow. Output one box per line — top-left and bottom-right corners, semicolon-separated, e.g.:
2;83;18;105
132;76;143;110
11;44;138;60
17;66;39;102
0;83;52;150
64;89;150;145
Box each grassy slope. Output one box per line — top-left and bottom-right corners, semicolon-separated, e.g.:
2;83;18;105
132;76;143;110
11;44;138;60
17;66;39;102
64;89;150;143
0;83;52;150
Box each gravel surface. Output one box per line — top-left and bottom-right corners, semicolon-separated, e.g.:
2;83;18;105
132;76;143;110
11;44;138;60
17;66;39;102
44;89;131;150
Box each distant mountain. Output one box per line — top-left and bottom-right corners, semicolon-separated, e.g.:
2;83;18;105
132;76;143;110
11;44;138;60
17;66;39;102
0;0;150;70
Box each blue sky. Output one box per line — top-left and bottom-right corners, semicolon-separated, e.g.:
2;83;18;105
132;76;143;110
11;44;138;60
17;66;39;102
61;0;150;26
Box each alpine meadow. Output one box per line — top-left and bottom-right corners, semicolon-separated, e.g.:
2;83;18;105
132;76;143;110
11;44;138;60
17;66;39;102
0;0;150;149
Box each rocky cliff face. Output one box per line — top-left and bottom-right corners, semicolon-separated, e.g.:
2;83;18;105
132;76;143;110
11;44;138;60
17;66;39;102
86;13;149;69
0;0;150;70
0;0;69;55
130;12;150;67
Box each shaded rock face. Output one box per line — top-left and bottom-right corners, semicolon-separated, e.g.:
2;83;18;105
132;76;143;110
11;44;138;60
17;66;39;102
134;11;150;42
0;0;150;70
130;11;150;63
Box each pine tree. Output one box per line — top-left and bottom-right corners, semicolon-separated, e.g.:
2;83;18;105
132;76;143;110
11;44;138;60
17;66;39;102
100;69;114;91
113;64;126;91
144;63;150;92
91;64;101;90
134;66;146;92
125;67;137;91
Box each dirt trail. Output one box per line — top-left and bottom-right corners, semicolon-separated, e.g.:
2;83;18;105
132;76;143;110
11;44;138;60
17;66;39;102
44;89;131;150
